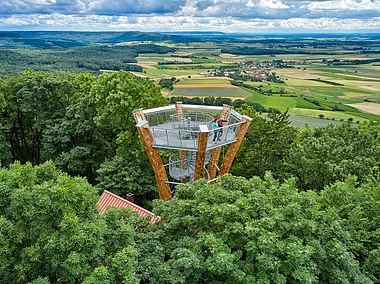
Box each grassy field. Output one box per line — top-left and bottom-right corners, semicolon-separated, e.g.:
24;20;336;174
245;93;304;112
289;108;367;123
288;115;348;129
172;87;252;98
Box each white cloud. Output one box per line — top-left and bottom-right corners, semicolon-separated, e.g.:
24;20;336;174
1;13;379;32
307;0;380;11
258;0;290;9
0;0;379;31
246;0;255;7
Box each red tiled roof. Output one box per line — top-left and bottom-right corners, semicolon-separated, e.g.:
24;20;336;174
97;190;161;223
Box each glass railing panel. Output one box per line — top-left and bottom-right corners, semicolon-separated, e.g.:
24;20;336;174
151;128;199;149
151;121;243;149
150;128;169;146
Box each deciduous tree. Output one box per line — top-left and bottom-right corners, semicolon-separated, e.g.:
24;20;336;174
153;174;371;283
231;104;298;179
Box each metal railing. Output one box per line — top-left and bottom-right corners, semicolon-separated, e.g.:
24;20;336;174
145;111;214;128
150;128;199;148
167;153;194;181
150;121;244;149
210;121;242;142
171;113;214;130
144;109;177;127
166;151;211;181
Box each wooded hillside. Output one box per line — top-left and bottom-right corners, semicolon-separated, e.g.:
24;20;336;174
1;71;379;283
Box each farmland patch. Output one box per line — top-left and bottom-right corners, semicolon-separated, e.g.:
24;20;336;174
346;102;380;115
172;87;252;98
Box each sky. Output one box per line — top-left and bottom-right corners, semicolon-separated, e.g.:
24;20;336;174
0;0;379;33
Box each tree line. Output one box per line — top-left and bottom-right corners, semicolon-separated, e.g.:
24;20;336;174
168;96;277;114
1;71;380;283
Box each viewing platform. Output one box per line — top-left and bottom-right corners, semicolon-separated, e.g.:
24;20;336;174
133;103;252;201
135;104;247;151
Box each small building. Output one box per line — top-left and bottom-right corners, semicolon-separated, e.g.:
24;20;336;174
97;190;161;223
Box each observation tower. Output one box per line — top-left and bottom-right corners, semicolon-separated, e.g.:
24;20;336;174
133;102;252;201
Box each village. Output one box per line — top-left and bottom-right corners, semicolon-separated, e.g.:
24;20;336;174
201;59;314;81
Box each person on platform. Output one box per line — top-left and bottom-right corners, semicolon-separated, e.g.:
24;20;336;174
217;118;228;141
212;118;219;143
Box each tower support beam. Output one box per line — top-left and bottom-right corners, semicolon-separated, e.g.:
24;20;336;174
208;147;222;182
133;109;172;201
219;116;252;176
193;127;209;181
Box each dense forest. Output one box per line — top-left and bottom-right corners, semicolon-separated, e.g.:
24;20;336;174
0;31;197;48
0;44;174;77
1;70;380;283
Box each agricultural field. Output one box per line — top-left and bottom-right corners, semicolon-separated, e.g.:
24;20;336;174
172;86;252;98
288;114;347;128
87;33;380;124
171;78;252;98
131;45;380;123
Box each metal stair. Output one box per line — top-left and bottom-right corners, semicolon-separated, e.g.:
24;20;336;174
168;150;211;182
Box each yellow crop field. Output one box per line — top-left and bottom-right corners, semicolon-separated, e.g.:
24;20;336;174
346;102;380;115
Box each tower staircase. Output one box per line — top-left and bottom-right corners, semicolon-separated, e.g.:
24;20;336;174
168;150;211;182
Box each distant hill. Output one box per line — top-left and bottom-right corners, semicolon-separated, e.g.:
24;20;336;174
0;31;23;38
161;31;227;37
0;31;199;49
1;31;380;49
101;31;200;44
0;32;87;48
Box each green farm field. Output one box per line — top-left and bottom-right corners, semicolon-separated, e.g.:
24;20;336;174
290;108;368;123
288;115;347;129
172;87;252;98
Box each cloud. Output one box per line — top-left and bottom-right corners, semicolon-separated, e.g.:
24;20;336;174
191;0;295;19
303;0;380;19
88;0;187;15
0;0;187;16
190;0;380;19
0;0;379;31
1;0;379;19
306;0;380;11
258;0;290;9
1;12;379;32
0;0;87;15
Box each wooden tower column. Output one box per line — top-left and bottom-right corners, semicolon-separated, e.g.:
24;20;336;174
175;101;184;119
219;116;252;176
193;125;209;181
207;104;230;181
220;104;231;120
133;109;172;201
207;147;222;182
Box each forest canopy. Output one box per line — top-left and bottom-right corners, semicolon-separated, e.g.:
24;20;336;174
0;163;379;283
0;44;174;77
1;70;380;283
